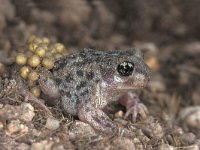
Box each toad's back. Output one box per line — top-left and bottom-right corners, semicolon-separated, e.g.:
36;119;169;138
51;49;150;115
51;49;115;115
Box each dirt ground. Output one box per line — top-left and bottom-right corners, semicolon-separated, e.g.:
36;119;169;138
0;0;200;149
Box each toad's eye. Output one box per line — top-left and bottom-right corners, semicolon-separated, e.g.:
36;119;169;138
117;61;134;76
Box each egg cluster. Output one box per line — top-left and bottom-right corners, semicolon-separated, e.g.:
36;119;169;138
15;35;67;97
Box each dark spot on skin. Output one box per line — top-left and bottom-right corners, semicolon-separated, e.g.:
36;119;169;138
80;89;89;96
65;74;74;83
95;57;102;62
85;107;90;112
105;122;112;128
76;81;87;90
93;51;102;56
73;94;80;105
65;91;71;98
54;78;62;84
76;86;81;91
62;82;68;89
93;116;101;124
54;59;67;71
79;53;86;58
74;62;83;67
76;70;83;77
86;72;94;80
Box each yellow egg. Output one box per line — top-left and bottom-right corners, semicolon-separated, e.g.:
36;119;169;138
28;55;41;67
42;37;50;44
49;46;57;54
42;58;55;70
20;66;31;79
28;80;36;87
29;43;38;52
0;62;7;76
28;71;39;81
33;37;43;44
54;43;65;54
16;53;27;65
30;86;41;97
27;35;36;43
35;47;46;57
45;52;53;58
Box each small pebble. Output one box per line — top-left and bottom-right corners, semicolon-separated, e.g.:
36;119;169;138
31;140;53;150
16;143;30;150
111;137;136;150
159;144;176;150
0;121;4;130
19;103;35;122
179;106;200;129
115;110;124;118
45;117;60;130
140;117;164;139
69;121;98;140
180;132;196;145
6;120;28;135
0;103;3;109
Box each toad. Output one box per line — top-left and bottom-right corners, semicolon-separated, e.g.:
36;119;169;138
39;48;150;137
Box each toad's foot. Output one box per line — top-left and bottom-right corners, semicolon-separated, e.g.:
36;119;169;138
78;103;135;137
119;92;149;122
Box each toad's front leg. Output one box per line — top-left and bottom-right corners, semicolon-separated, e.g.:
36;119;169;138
38;71;60;106
119;92;149;122
78;102;135;137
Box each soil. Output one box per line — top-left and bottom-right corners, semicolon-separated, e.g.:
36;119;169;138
0;0;200;149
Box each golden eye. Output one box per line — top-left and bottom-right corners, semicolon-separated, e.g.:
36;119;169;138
117;61;134;76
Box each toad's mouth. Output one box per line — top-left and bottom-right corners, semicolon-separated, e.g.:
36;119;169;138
111;75;150;90
116;85;145;90
110;82;148;91
114;84;146;90
113;78;150;90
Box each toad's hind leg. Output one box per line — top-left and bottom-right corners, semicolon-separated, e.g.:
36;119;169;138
61;95;79;116
77;103;135;137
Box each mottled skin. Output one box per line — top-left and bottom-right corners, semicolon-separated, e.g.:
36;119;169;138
39;48;150;136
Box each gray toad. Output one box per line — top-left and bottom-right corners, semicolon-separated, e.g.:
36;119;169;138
39;48;150;136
